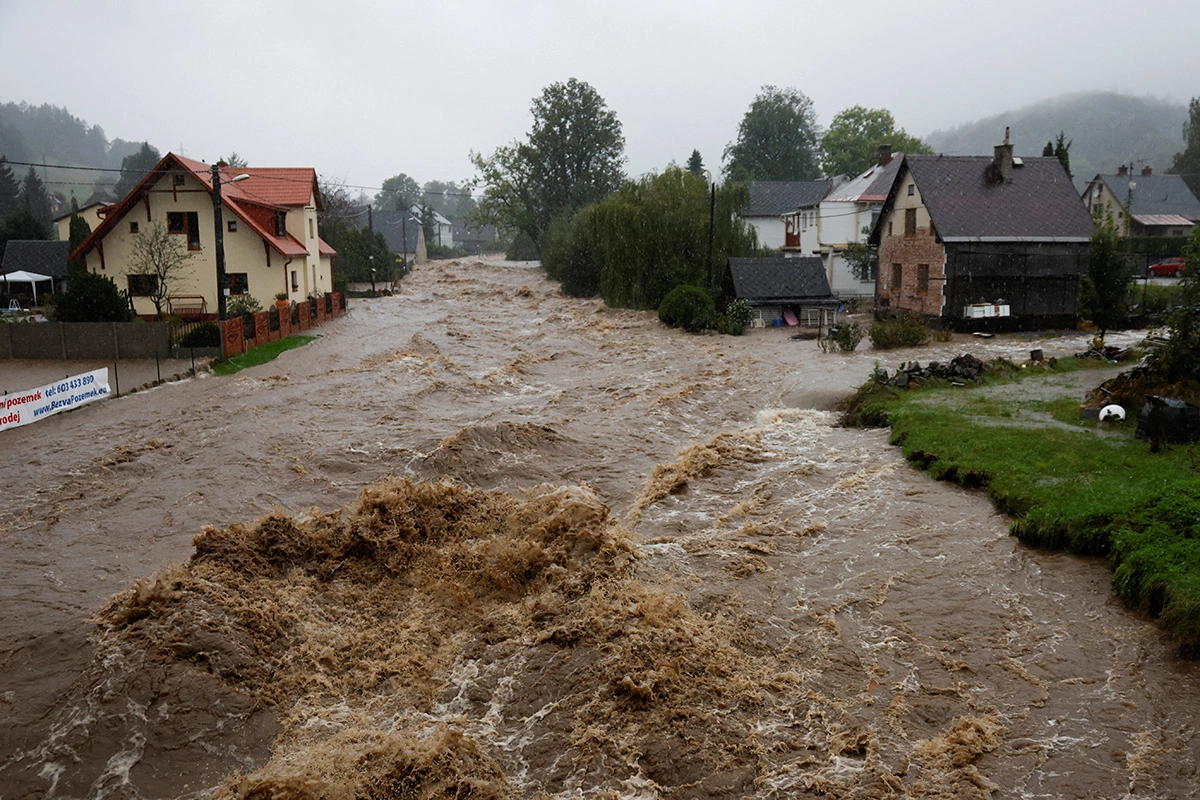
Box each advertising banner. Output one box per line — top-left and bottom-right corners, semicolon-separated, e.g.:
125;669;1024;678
0;368;111;433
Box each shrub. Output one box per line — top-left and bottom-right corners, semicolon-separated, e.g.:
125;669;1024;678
724;299;754;334
52;271;132;322
869;313;930;349
833;321;865;351
226;294;262;315
658;285;716;333
178;323;221;348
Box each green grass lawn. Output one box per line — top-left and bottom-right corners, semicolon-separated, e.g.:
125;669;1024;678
212;335;317;376
843;359;1200;654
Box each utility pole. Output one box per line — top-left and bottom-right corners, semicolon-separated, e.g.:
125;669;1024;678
212;164;227;320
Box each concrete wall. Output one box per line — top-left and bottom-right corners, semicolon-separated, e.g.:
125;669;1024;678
0;321;171;360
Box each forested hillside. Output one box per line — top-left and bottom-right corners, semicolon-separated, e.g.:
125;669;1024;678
0;102;146;203
924;91;1188;189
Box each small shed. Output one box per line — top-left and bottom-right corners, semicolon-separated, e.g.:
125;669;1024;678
722;256;838;327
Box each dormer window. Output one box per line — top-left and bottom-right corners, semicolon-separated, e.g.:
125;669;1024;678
274;211;287;238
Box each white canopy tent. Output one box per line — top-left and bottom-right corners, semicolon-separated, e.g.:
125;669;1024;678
1;269;54;305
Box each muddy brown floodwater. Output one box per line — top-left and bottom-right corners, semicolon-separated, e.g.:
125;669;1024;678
1;257;1195;799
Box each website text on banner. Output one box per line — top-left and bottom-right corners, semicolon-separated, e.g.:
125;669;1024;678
1;368;111;433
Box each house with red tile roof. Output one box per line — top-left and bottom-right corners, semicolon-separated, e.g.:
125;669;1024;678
868;131;1094;328
71;153;335;318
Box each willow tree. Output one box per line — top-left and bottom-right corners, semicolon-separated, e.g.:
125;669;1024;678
540;166;759;309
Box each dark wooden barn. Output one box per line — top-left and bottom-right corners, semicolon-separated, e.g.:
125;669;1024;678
869;133;1094;329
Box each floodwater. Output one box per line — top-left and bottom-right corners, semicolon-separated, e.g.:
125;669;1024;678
0;257;1195;799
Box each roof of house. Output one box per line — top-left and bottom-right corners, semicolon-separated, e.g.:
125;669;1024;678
52;191;118;222
72;153;332;262
452;220;497;243
1092;173;1200;219
355;207;423;254
744;181;834;216
825;154;906;204
877;154;1094;243
725;256;834;303
1;240;70;278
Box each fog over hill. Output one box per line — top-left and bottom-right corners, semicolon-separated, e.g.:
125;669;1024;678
924;91;1188;189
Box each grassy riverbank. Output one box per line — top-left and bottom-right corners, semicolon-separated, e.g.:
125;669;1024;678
843;357;1200;654
212;335;317;376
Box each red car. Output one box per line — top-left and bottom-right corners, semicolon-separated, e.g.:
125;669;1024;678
1148;257;1185;277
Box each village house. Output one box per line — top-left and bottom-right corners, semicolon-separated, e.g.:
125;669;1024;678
71;153;335;318
783;146;905;300
1081;165;1200;237
721;256;838;328
352;206;427;265
869;130;1094;328
741;180;835;250
53;190;116;241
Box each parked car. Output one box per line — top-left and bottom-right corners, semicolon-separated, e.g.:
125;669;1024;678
1148;256;1186;277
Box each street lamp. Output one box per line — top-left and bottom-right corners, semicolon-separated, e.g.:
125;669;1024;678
212;165;250;320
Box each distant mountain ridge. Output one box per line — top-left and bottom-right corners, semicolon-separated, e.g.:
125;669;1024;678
924;91;1188;190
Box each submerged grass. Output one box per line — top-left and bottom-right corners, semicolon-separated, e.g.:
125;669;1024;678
842;360;1200;653
212;335;317;376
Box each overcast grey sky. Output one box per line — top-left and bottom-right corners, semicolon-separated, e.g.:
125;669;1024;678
2;0;1196;195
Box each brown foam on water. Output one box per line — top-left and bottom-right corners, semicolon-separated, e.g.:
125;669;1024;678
89;478;789;797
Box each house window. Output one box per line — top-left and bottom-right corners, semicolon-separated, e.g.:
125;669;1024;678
905;208;917;236
228;220;237;232
918;264;930;292
128;274;159;297
907;184;915;196
308;218;314;239
228;273;249;295
891;263;902;289
888;221;893;236
274;211;287;238
174;174;186;187
167;211;202;250
129;221;139;234
291;270;299;291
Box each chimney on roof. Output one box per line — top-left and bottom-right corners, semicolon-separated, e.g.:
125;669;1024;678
1117;164;1129;177
877;144;893;166
992;126;1014;183
1142;164;1153;176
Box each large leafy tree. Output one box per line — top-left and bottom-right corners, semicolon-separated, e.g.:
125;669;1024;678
114;142;161;199
820;106;934;177
723;86;821;182
375;173;421;212
21;165;52;227
1170;96;1200;197
421;180;475;221
472;78;625;249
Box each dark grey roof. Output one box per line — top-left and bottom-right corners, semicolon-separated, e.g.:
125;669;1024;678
350;206;422;253
452;220;497;243
1;240;70;278
744;181;833;216
1095;173;1200;218
905;155;1094;241
725;257;833;303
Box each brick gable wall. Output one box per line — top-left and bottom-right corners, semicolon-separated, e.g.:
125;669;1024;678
877;228;946;317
